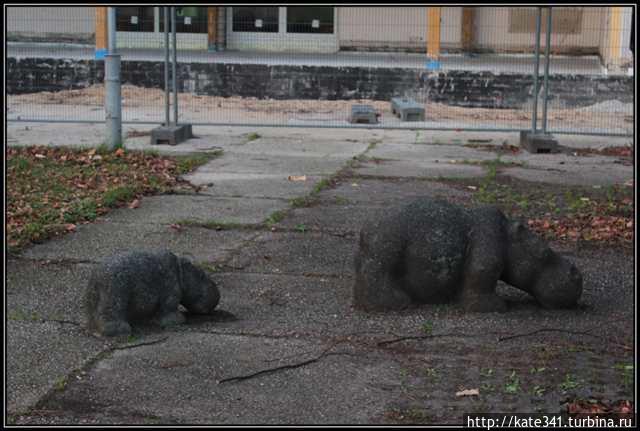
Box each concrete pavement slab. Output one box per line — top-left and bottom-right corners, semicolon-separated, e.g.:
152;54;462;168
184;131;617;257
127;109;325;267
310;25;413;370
36;332;401;424
183;172;324;200
99;195;287;225
6;321;108;415
21;221;256;263
225;231;357;278
6;259;94;324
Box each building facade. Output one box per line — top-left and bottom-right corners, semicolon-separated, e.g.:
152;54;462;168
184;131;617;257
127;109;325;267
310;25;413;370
6;6;634;69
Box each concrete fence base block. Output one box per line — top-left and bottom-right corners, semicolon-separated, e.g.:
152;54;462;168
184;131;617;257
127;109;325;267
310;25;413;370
391;97;426;121
150;124;194;146
350;104;378;124
519;130;559;154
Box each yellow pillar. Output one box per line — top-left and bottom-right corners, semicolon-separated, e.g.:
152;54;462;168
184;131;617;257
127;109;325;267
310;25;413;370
95;7;108;59
606;6;623;69
462;7;474;52
207;7;218;51
427;7;441;59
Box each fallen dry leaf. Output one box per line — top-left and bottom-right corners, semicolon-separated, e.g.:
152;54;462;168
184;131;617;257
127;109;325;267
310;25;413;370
128;199;140;209
288;175;307;182
455;388;479;397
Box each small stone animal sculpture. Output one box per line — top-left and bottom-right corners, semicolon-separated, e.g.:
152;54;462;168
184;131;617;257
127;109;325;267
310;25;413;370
85;250;220;336
353;197;582;312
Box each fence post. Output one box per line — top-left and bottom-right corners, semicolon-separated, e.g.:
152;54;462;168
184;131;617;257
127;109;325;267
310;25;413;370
164;7;170;127
531;7;542;133
105;7;122;149
541;7;553;134
171;6;178;126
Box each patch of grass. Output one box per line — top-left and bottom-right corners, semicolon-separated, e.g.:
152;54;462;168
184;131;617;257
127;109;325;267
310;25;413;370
54;376;68;392
504;370;521;394
289;196;314;208
127;334;139;343
312;178;332;195
174;151;222;175
295;223;307;233
8;309;40;322
7;146;213;250
103;186;136;208
334;196;350;205
368;138;382;149
196;262;222;273
175;219;255;231
531;385;546;397
287;177;334;209
421;321;433;335
264;210;287;227
564;191;591;214
246;132;261;141
94;142;124;155
558;374;581;393
12;156;31;173
64;198;98;222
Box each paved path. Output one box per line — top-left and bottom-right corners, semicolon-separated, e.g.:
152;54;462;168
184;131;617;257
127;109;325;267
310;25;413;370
7;126;634;424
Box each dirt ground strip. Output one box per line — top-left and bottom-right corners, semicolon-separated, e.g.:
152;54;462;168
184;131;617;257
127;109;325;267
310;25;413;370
7;84;633;133
6;127;635;425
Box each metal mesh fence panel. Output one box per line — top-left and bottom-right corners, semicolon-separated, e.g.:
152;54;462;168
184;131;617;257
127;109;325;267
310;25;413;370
541;7;634;136
6;6;634;136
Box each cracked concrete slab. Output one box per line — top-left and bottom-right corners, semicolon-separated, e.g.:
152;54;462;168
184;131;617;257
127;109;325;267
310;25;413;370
21;222;255;263
225;231;357;278
36;332;400;424
183;172;324;200
6;321;107;415
99;195;287;225
319;178;473;206
354;143;491;178
6;259;94;323
277;204;379;233
503;162;633;186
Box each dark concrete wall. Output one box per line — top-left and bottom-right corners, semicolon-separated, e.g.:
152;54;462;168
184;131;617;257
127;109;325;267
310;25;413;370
7;57;634;110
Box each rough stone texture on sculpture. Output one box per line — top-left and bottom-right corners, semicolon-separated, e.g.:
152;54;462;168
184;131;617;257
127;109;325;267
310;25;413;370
85;250;220;336
353;197;582;312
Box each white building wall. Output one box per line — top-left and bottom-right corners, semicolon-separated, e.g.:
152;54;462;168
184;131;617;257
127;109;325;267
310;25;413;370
473;7;605;53
6;6;95;35
338;7;427;50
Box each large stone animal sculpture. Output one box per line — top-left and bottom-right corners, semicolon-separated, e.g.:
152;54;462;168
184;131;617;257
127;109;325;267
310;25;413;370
85;250;220;336
353;198;582;312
